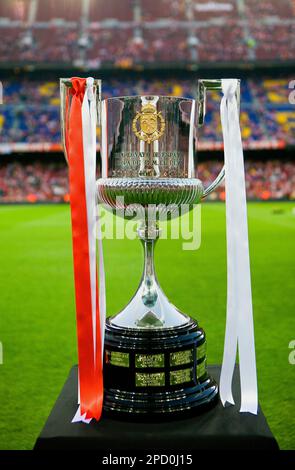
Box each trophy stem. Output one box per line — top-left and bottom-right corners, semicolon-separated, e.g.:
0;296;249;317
141;238;158;307
136;221;164;327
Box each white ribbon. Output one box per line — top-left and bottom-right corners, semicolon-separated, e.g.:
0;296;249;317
72;77;106;423
83;77;98;357
219;79;258;414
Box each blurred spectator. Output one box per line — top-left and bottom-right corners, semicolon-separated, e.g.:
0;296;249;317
0;160;294;203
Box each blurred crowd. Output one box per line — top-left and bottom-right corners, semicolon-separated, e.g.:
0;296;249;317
0;0;294;65
199;161;295;201
0;161;68;203
0;76;294;147
1;160;294;203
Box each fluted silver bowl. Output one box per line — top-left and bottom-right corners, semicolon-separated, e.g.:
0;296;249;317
96;178;204;212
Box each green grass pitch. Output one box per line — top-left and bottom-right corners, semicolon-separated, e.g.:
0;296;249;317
0;202;294;449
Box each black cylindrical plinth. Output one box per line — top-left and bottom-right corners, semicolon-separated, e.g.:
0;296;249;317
103;317;218;419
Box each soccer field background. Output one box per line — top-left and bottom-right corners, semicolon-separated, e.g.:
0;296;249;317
0;202;294;450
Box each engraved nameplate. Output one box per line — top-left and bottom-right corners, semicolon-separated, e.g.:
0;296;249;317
135;372;165;387
170;349;193;367
135;353;165;368
196;360;206;379
197;341;206;360
105;350;129;368
170;368;193;386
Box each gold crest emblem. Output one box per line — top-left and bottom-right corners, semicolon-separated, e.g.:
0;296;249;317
132;103;165;144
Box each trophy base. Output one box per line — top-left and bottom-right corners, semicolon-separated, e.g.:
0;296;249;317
103;317;218;420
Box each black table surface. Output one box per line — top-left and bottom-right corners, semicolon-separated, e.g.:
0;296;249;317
34;365;279;450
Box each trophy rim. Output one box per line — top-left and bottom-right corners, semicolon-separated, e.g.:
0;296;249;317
102;95;194;103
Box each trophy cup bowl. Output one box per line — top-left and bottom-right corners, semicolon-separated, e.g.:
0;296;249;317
96;92;228;419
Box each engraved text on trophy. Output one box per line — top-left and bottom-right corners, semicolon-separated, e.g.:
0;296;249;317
111;151;186;178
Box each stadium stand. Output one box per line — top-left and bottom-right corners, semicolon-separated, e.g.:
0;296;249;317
249;23;295;61
244;0;293;19
141;0;187;21
0;77;293;148
0;0;294;65
89;0;132;21
193;23;248;63
35;0;81;21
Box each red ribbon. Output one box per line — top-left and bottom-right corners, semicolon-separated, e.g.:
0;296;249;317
67;77;103;421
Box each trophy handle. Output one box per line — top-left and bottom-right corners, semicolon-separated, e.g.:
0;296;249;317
60;78;69;163
197;79;240;198
59;78;101;164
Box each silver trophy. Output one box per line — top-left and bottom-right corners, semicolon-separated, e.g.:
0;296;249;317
61;78;240;418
